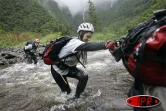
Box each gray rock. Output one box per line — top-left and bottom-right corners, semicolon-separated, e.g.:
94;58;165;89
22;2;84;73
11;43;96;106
0;46;45;66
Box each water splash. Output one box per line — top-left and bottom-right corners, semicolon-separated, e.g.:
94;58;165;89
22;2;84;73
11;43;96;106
92;89;101;98
50;104;66;111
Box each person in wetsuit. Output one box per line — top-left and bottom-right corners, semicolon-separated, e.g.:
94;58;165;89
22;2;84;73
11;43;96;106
24;39;40;64
51;23;115;98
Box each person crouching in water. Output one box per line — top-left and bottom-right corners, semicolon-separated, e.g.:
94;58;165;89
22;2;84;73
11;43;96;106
51;22;116;98
24;39;40;65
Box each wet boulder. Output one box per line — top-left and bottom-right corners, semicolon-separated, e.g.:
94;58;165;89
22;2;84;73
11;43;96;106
0;47;25;65
1;52;16;59
0;46;45;66
0;51;23;65
0;56;7;65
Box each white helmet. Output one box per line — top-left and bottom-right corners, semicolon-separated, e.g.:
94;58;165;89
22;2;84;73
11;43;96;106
77;23;94;33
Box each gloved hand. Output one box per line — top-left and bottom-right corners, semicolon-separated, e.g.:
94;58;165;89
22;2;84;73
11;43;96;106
106;41;123;62
106;41;117;51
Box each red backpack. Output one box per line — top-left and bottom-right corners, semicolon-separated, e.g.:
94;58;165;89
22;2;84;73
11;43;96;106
42;36;73;65
42;36;85;69
113;9;166;88
127;25;166;86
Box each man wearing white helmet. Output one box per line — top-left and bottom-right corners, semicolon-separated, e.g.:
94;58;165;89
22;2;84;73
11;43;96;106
51;22;116;99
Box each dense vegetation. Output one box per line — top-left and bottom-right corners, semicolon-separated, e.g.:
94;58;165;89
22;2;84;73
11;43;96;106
99;0;166;40
0;0;70;47
0;0;165;47
0;0;63;34
85;0;101;32
37;0;73;35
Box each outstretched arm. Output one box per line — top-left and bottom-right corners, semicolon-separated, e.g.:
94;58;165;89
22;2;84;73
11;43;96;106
74;42;107;51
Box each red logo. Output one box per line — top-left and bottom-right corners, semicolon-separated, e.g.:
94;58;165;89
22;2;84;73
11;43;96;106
126;95;160;108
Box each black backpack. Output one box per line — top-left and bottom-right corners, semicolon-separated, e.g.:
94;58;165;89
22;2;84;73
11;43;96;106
24;41;34;52
24;40;37;51
26;41;33;46
42;36;85;69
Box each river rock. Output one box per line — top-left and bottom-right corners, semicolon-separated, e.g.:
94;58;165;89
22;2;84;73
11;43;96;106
0;46;45;66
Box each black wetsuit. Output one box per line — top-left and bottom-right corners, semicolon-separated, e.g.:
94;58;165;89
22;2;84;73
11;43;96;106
24;42;38;64
51;37;107;98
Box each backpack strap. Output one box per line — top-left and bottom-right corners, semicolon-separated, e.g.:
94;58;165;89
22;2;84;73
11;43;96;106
60;53;86;68
74;54;86;68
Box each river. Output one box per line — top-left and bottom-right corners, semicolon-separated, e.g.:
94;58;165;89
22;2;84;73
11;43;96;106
0;50;133;111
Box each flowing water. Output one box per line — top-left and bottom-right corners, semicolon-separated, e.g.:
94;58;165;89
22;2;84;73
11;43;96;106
0;50;134;111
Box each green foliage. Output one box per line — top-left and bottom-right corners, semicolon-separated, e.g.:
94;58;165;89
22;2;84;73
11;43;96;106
0;0;63;35
0;32;42;47
91;32;117;42
37;0;72;35
100;0;166;40
72;13;84;35
0;0;165;47
61;6;74;32
85;0;101;32
39;33;62;44
0;32;62;47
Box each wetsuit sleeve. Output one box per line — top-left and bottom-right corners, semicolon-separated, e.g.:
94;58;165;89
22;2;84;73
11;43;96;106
74;42;107;51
